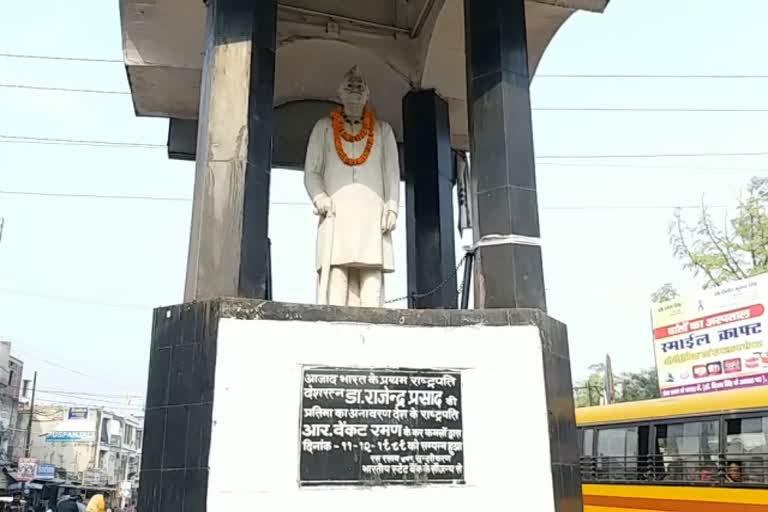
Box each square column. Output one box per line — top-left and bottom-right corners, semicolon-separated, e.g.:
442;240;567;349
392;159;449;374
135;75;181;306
464;0;546;310
403;90;458;309
184;0;277;302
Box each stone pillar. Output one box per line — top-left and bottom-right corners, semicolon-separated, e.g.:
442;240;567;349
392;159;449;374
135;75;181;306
403;90;457;309
184;0;276;302
464;0;546;310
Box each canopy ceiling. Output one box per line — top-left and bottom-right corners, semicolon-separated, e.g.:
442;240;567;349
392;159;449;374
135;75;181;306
120;0;608;151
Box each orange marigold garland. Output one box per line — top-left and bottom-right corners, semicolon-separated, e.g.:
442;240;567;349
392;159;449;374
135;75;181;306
331;107;375;166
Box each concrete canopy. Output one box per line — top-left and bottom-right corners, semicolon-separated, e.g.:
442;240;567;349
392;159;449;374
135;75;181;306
120;0;608;160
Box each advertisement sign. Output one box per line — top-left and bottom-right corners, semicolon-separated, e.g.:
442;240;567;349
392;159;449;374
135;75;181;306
17;458;37;482
652;274;768;397
83;467;107;487
68;407;89;420
45;431;96;443
34;463;56;480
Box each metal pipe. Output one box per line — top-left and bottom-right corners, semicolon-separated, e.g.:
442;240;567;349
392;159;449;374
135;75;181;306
460;251;474;309
279;5;410;35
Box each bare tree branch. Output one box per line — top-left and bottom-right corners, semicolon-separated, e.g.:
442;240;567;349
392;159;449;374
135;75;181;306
671;209;720;286
700;202;746;280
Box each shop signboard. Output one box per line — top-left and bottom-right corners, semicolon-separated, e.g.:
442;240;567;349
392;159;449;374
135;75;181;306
652;274;768;397
46;431;95;443
68;407;89;420
35;463;56;480
17;458;36;482
83;467;107;487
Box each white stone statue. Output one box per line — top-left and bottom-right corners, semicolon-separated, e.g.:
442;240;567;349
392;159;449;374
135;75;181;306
304;66;400;307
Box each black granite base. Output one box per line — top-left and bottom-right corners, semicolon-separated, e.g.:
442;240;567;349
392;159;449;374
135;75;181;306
138;299;582;512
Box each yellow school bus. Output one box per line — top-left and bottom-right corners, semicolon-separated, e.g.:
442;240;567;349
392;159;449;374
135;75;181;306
576;387;768;511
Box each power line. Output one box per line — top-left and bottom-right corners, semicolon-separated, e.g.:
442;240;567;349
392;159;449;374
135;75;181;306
539;162;768;172
36;391;142;406
0;52;122;63
6;82;768;113
34;398;142;411
0;139;164;150
0;190;732;210
8;82;768;112
0;288;153;310
12;348;113;381
539;105;768;113
538;73;768;79
0;134;164;149
3;53;768;80
0;83;129;95
10;344;129;391
35;388;143;399
3;134;766;159
543;204;728;210
537;151;768;159
0;190;189;203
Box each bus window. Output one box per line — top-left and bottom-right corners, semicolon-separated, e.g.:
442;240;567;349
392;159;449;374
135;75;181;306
655;420;719;483
726;416;768;483
580;428;595;481
582;428;594;457
596;427;638;481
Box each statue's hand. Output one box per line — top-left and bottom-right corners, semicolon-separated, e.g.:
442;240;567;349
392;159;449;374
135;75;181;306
313;194;334;217
381;209;397;233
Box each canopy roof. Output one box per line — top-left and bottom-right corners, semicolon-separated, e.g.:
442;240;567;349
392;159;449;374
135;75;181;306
120;0;608;151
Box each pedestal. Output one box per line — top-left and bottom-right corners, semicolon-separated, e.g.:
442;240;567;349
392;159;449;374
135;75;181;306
138;300;582;512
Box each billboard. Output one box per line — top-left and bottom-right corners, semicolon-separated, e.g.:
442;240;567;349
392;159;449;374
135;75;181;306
652;274;768;397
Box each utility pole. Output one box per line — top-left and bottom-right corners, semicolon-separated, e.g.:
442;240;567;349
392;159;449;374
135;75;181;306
24;371;37;458
604;354;616;404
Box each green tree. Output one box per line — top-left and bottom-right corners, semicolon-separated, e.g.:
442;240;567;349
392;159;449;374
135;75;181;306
669;176;768;287
651;283;679;303
574;364;659;407
574;364;605;408
616;368;659;403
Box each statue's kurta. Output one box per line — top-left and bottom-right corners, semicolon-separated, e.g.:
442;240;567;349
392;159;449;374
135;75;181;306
304;117;400;273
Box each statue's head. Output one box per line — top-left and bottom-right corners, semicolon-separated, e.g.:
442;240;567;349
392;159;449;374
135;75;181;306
338;65;369;113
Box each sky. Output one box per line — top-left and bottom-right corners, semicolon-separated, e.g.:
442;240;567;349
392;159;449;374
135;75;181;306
2;0;768;412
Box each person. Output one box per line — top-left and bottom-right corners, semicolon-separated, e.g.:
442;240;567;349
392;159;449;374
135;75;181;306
9;494;25;512
55;490;79;512
73;496;84;512
699;463;715;481
726;460;743;483
84;495;104;512
121;501;135;512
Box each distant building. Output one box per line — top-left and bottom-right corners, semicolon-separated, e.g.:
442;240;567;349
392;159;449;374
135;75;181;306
15;405;143;487
0;340;23;463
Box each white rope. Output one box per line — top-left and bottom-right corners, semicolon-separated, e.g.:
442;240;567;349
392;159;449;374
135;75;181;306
467;233;542;252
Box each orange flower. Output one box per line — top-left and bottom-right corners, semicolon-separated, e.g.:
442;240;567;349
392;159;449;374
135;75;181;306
331;107;375;166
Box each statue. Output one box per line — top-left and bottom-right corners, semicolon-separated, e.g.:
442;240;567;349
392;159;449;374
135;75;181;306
304;66;400;307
